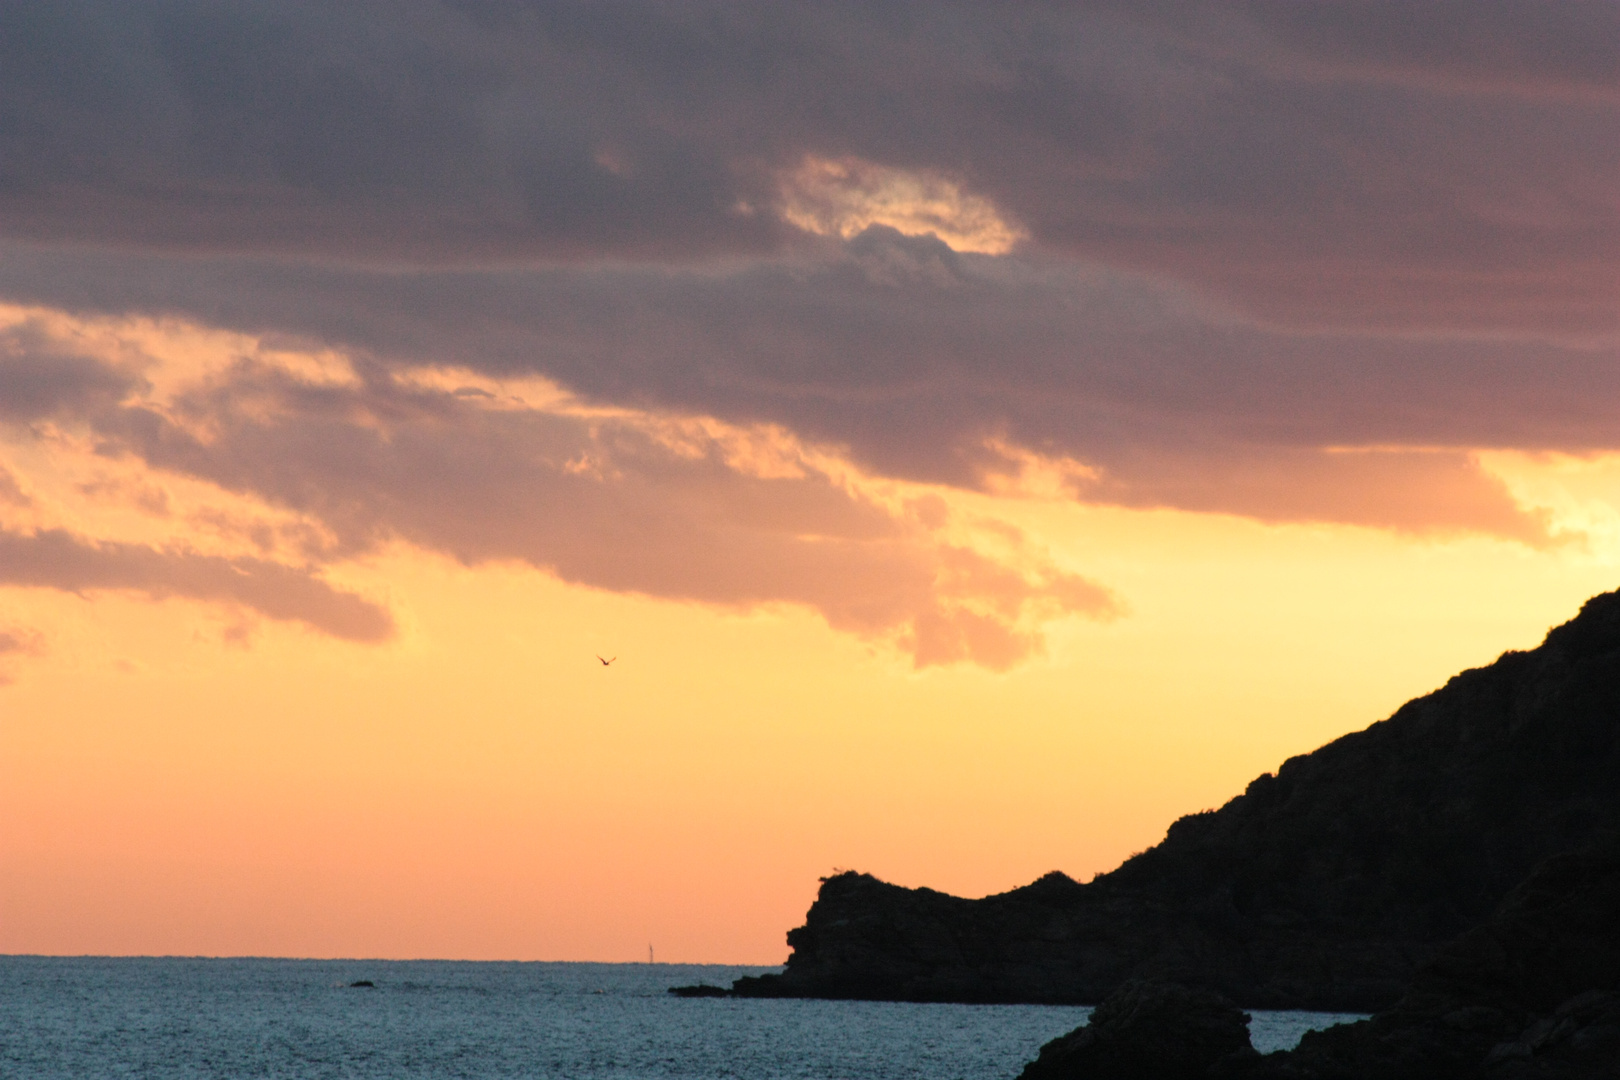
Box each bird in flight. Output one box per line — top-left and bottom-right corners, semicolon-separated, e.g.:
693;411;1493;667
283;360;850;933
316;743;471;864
597;655;616;666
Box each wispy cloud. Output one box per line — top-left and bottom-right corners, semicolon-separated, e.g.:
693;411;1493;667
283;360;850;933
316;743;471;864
0;527;393;643
98;353;1116;668
0;625;40;656
0;310;1117;668
0;624;42;684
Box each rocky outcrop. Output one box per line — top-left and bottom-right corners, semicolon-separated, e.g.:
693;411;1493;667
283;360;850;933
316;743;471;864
1232;832;1620;1079
1017;980;1254;1080
729;869;1142;1004
1013;834;1620;1080
667;983;729;997
734;590;1620;1009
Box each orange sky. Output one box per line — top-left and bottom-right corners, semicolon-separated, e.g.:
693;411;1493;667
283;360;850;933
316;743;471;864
4;312;1619;961
2;3;1616;964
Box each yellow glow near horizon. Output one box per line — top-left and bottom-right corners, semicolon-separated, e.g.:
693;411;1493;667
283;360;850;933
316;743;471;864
3;307;1620;963
5;497;1618;961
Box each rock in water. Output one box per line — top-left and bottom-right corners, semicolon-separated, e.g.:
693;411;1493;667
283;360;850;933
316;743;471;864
735;590;1620;1009
667;984;730;997
1017;981;1254;1080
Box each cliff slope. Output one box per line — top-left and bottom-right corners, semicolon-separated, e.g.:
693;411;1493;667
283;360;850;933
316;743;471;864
1235;830;1620;1078
1005;834;1620;1079
733;590;1620;1009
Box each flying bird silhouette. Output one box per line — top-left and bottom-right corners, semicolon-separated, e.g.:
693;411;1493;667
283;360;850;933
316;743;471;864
597;655;616;666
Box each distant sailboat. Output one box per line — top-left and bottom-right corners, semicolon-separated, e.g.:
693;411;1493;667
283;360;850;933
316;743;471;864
648;944;654;964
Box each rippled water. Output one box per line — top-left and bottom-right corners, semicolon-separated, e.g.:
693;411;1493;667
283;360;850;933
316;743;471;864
0;957;1362;1078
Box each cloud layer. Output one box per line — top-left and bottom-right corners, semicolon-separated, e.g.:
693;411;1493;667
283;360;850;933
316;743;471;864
0;2;1613;668
0;316;1116;667
0;235;1599;541
2;2;1613;328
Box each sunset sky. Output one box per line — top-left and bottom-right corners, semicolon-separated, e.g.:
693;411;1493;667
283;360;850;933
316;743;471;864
2;1;1618;964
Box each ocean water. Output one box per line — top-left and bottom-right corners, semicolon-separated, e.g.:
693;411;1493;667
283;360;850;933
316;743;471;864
0;957;1363;1079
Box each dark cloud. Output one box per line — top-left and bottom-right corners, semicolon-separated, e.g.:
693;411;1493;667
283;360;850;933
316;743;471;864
1221;1;1620;98
0;321;143;423
0;237;1602;539
0;527;394;642
0;0;786;259
0;2;1610;332
0;1;1609;662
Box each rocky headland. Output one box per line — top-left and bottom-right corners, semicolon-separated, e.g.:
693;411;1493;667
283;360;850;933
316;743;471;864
1013;831;1620;1079
1239;830;1620;1078
729;590;1620;1010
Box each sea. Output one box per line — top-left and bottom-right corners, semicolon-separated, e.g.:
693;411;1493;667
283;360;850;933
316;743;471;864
0;957;1366;1079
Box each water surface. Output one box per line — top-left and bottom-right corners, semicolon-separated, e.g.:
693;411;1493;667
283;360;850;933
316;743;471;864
0;956;1361;1078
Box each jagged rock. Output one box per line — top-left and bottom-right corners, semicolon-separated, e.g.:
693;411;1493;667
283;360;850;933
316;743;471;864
735;591;1620;1009
1017;980;1255;1080
1483;991;1620;1079
1230;833;1620;1079
1009;836;1620;1080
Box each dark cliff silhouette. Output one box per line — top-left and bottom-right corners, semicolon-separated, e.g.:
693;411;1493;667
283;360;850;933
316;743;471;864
1008;832;1620;1079
1232;830;1620;1078
731;590;1620;1010
1018;979;1254;1080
